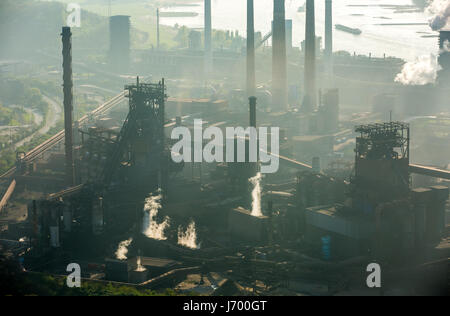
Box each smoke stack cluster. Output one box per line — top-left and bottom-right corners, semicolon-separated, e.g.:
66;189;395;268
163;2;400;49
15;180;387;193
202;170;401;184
247;0;256;97
272;0;288;111
61;27;75;186
303;0;317;112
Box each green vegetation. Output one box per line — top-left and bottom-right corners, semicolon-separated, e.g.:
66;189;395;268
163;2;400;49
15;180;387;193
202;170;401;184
0;249;178;296
0;78;50;115
0;104;32;126
0;149;16;175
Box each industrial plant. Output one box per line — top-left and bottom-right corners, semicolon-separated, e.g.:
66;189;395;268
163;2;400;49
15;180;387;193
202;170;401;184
0;0;449;297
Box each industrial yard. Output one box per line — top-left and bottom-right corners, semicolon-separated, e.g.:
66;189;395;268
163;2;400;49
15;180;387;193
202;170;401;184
0;0;449;297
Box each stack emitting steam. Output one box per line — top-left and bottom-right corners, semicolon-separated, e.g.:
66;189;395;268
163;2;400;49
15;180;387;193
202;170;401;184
178;221;200;249
115;237;133;260
142;192;169;240
427;0;450;31
395;0;450;85
136;256;146;272
249;172;263;217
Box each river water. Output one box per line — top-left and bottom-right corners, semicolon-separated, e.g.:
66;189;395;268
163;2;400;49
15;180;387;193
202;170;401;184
159;0;439;61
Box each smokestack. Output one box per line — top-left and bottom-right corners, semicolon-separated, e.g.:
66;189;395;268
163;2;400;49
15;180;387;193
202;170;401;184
247;0;256;97
303;0;317;112
249;96;257;128
157;8;160;50
438;30;450;84
204;0;212;76
61;27;75;187
324;0;333;73
272;0;288;111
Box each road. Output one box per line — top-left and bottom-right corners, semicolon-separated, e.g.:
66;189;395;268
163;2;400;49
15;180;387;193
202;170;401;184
12;95;62;150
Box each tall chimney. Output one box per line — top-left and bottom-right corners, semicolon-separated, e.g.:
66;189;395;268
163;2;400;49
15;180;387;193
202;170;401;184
204;0;212;76
438;30;450;84
157;8;160;50
324;0;333;72
61;27;75;186
303;0;317;112
247;0;256;97
249;96;257;128
272;0;288;111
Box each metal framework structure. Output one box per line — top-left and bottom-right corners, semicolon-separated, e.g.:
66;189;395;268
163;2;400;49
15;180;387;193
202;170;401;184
101;78;167;189
355;122;410;160
352;122;411;208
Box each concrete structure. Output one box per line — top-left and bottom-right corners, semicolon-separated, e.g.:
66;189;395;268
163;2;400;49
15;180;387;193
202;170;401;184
285;20;293;50
438;30;450;84
247;0;256;97
324;0;333;78
303;0;317;112
157;8;160;50
272;0;288;111
109;15;130;71
204;0;213;76
61;27;75;187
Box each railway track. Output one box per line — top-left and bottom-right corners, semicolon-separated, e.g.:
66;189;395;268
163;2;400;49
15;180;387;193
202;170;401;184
0;92;126;179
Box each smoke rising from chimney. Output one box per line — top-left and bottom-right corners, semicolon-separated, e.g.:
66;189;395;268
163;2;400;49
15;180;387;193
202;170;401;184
427;0;450;31
395;54;441;85
115;238;133;260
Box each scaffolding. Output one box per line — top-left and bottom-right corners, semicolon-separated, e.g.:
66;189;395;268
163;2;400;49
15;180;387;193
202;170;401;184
355;122;410;160
352;122;411;208
101;78;167;189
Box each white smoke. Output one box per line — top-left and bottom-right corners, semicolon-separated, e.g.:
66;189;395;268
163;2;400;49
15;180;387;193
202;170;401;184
136;256;146;272
115;237;133;260
142;192;170;240
249;172;263;217
395;54;441;85
426;0;450;30
177;221;200;249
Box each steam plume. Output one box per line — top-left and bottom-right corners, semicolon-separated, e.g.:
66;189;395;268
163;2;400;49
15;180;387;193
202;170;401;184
395;54;441;85
427;0;450;31
178;221;200;249
142;191;170;240
115;238;133;260
249;172;263;217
